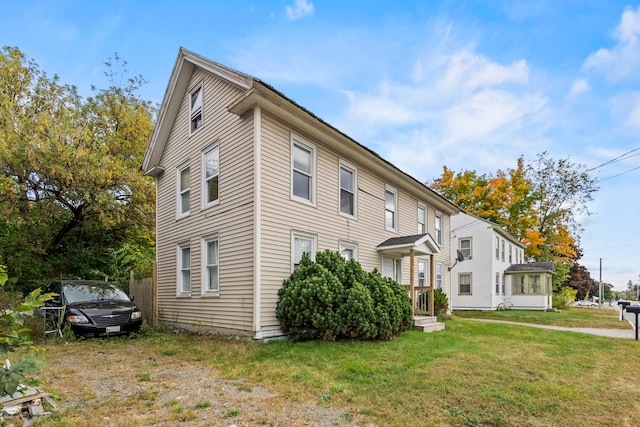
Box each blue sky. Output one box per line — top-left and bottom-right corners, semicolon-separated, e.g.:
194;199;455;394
2;0;639;291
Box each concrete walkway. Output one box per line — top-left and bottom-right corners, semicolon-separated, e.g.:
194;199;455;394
469;318;636;339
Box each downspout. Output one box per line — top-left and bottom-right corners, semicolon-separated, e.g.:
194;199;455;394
253;106;262;337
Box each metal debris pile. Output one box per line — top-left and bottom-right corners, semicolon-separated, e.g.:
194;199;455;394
0;386;59;426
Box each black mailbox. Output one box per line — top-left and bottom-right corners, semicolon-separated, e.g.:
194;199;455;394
619;301;632;321
625;305;640;340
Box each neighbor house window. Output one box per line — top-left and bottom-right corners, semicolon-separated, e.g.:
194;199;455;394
339;161;357;217
509;244;513;264
202;236;219;294
495;237;500;260
189;83;203;133
178;242;191;295
501;240;505;261
291;136;316;204
203;144;219;207
495;273;500;295
177;163;190;217
339;241;358;261
435;213;442;245
459;238;472;259
459;273;472;295
435;263;443;289
385;186;398;231
502;274;506;295
418;260;427;287
417;205;426;234
292;232;316;271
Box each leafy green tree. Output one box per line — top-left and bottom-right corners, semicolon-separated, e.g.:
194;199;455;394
0;47;155;292
0;265;54;397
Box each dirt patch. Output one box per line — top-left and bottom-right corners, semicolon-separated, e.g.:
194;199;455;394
33;340;362;427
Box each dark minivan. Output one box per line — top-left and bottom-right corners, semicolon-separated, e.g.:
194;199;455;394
44;280;143;338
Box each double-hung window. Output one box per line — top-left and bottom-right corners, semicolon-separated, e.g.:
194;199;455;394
177;163;190;217
190;83;203;134
203;236;219;294
459;273;472;295
495;237;500;260
292;232;316;271
339;161;357;217
339;241;358;261
495;273;500;295
291;136;316;204
509;244;513;264
435;213;442;245
435;263;443;289
178;242;191;295
203;144;219;207
459;237;472;259
385;186;398;231
417;205;426;234
418;260;427;287
501;240;505;261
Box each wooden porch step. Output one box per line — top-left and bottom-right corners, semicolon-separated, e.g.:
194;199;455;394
413;316;445;333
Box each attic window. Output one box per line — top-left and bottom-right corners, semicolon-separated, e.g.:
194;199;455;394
190;83;203;133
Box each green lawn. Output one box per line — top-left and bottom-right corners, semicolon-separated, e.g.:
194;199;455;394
453;306;629;329
34;310;640;426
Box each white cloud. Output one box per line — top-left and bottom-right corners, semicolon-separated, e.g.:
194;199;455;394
568;78;590;97
610;92;640;130
583;5;640;80
285;0;314;21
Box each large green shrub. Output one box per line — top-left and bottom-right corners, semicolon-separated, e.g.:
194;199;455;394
553;286;578;310
276;250;413;341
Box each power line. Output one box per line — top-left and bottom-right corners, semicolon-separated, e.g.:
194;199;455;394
596;165;640;183
588;146;640;172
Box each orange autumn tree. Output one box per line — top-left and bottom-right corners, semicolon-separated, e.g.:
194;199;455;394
431;153;597;285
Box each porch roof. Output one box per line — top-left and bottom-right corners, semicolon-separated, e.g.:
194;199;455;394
376;233;440;258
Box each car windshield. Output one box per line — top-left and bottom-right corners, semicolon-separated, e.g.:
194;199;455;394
62;283;130;304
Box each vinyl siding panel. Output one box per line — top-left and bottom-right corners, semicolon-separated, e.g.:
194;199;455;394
155;67;255;332
258;113;456;329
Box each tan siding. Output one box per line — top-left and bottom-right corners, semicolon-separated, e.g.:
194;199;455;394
155;67;255;332
258;113;455;329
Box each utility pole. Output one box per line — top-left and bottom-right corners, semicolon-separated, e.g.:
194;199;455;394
599;258;603;307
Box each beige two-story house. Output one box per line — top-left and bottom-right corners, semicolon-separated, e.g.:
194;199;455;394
142;48;461;338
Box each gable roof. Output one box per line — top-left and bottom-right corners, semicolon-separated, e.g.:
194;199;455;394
453;211;524;248
377;234;440;257
142;47;462;216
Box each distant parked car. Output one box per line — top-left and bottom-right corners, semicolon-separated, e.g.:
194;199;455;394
43;280;143;338
573;300;599;308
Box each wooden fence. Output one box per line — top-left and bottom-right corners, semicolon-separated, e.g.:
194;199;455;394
129;269;155;326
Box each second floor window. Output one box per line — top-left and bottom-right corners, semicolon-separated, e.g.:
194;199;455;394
385;186;397;231
509;244;513;263
435;213;442;245
339;162;356;217
291;137;316;204
501;240;505;261
417;205;426;234
459;238;472;259
495;237;500;260
203;144;219;207
190;84;203;133
178;163;190;217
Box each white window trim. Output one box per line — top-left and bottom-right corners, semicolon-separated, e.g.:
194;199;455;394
189;81;203;135
385;185;398;232
435;211;442;245
339;240;358;261
459;272;472;295
417;203;427;235
177;241;191;297
418;259;428;287
291;230;317;271
290;134;317;206
435;262;444;289
338;159;358;219
459;237;472;260
381;256;402;283
201;234;220;297
202;142;220;209
177;161;190;219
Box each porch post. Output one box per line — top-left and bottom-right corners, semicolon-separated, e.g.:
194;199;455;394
429;255;435;316
409;248;415;316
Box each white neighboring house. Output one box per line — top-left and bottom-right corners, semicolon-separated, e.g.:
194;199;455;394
450;212;548;310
